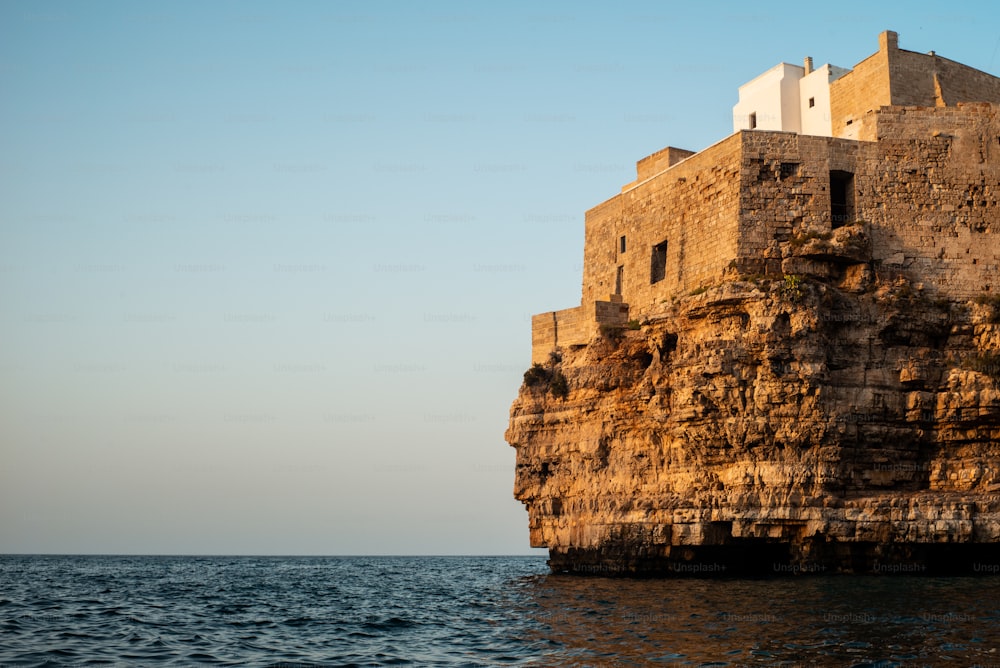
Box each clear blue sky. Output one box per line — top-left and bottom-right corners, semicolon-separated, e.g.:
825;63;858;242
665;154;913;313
2;0;998;555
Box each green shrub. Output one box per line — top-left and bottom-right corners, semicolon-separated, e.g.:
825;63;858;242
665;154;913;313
600;323;624;339
780;274;804;302
523;363;549;386
625;319;641;330
549;370;569;399
522;359;571;399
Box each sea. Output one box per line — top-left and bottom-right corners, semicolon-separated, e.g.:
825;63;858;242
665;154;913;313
2;555;1000;667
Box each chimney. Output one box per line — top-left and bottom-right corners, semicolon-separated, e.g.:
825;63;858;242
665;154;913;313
879;30;898;53
804;57;813;75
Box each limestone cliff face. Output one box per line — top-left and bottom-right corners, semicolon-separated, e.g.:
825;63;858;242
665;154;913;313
506;262;1000;575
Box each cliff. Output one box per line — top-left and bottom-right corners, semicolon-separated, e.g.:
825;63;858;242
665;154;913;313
506;246;1000;575
508;33;1000;575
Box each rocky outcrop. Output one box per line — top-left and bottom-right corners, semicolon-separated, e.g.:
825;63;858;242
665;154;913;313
506;268;1000;575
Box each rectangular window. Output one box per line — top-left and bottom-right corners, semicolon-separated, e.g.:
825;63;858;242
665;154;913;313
780;162;799;180
615;265;624;295
749;112;757;130
619;235;626;254
830;170;855;228
808;97;815;108
650;241;667;284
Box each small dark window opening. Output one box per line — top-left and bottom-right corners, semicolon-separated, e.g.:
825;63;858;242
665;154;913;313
615;265;624;295
749;112;757;129
845;118;853;126
619;235;626;254
780;162;799;180
830;170;855;228
650;241;668;284
808;97;815;108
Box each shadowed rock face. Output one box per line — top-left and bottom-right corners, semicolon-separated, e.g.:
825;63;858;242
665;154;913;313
506;275;1000;576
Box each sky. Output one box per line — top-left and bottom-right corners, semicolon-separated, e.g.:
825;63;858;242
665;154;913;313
2;1;999;556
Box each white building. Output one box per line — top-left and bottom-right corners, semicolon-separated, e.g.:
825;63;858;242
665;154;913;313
733;57;851;137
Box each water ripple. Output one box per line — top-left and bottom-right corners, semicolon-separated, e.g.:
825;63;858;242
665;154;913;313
2;555;1000;665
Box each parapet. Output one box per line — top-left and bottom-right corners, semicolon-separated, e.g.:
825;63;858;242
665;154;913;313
531;299;630;364
622;146;696;191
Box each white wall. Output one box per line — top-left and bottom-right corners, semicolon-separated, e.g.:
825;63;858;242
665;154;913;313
733;63;804;133
778;66;803;132
799;64;851;136
734;61;851;137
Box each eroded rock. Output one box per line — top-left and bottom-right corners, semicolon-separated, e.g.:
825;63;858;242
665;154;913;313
506;279;1000;575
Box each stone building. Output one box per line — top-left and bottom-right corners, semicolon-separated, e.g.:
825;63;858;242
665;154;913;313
532;31;1000;364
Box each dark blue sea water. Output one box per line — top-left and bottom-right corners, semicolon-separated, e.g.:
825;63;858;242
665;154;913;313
2;555;1000;666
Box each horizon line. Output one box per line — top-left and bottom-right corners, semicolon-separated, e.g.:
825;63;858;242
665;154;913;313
0;553;548;558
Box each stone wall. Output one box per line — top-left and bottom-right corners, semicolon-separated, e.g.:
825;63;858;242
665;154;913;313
581;133;744;318
581;195;623;305
862;103;1000;298
829;31;1000;141
534;34;1000;365
531;300;630;364
565;103;998;335
890;48;1000;109
829;32;893;140
582;129;872;317
736;132;861;264
531;308;584;365
733;104;1000;298
631;146;696;186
